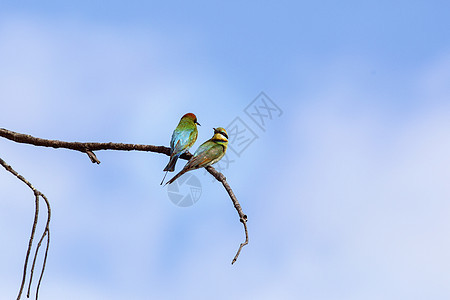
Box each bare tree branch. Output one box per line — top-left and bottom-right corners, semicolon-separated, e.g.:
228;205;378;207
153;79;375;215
0;157;51;300
0;128;172;163
0;127;249;295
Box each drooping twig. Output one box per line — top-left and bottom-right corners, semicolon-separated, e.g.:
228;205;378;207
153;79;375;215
0;127;248;268
0;157;51;300
34;194;51;300
27;192;51;300
205;166;248;264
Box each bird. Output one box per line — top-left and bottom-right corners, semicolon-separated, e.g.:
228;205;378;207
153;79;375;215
160;113;200;185
164;127;228;186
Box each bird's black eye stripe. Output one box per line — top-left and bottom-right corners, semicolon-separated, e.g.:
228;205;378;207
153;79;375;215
214;128;228;139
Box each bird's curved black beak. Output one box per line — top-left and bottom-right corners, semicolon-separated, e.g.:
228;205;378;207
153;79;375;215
196;121;201;126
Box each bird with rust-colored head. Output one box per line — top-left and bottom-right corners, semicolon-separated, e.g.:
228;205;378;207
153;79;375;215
164;127;228;185
161;113;200;185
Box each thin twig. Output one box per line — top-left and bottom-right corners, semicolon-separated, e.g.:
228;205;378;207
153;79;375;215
27;191;51;300
25;193;40;298
35;193;51;300
0;158;50;300
205;166;248;264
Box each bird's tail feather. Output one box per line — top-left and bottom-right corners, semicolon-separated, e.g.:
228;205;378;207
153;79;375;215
164;168;188;186
163;155;179;172
160;171;169;185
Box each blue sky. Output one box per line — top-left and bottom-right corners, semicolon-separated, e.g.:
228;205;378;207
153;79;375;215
1;1;450;299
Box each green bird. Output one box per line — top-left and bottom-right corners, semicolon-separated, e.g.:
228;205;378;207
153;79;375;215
161;113;200;185
165;127;228;185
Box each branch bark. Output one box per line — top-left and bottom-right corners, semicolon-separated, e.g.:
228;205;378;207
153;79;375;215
0;127;248;297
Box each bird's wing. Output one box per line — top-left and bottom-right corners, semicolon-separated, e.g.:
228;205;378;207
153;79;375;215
171;128;195;155
187;142;224;169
